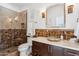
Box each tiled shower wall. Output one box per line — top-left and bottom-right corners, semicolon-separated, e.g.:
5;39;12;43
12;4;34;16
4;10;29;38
0;29;27;50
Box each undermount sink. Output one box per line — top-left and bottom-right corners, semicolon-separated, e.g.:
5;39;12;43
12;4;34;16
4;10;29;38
47;37;61;42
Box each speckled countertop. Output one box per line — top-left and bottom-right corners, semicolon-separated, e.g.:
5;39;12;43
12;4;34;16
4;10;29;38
32;37;79;51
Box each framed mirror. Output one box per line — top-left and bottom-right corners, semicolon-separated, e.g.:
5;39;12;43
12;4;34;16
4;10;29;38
46;3;65;28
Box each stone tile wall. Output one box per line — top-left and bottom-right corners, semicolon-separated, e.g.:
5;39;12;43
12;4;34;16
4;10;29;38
0;29;27;50
35;29;74;40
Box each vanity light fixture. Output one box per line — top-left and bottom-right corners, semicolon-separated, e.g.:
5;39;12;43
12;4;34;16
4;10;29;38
41;9;46;18
68;5;74;14
42;12;45;18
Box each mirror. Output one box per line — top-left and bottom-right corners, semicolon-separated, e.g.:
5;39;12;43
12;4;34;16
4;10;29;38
46;3;65;28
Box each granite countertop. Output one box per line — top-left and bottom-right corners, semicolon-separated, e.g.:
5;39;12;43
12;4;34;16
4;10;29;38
32;37;79;51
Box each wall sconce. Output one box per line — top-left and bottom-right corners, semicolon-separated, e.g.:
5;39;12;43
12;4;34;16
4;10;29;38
42;12;46;18
8;17;12;23
41;9;46;18
14;16;18;21
68;5;74;14
8;16;18;23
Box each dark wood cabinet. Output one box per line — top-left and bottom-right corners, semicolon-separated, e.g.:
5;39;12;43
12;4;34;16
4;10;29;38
32;41;40;56
32;41;64;56
40;43;49;56
32;41;79;56
32;41;49;56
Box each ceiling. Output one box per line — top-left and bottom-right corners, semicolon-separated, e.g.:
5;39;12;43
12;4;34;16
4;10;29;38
0;3;57;12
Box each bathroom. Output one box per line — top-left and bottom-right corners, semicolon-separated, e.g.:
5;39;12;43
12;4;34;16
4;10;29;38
0;3;79;56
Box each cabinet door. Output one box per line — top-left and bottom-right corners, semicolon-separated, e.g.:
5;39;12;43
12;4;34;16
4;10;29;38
32;41;49;56
40;43;49;56
53;46;64;56
32;41;41;56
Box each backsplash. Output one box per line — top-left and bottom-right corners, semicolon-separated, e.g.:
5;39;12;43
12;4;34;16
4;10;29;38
0;29;27;50
35;29;74;40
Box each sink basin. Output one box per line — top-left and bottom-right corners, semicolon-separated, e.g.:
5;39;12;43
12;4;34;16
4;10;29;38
47;37;61;42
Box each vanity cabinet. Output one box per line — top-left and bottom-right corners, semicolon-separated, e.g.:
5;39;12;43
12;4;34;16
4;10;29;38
32;41;79;56
32;41;64;56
